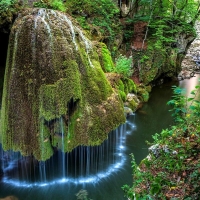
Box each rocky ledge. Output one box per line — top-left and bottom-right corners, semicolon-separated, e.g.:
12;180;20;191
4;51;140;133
179;21;200;80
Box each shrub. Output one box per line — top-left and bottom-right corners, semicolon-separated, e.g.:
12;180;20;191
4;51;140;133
115;55;133;78
122;84;200;199
0;0;21;31
33;0;66;11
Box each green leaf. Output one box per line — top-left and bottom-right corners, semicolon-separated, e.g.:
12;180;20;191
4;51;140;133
188;98;194;101
190;105;196;110
191;90;196;95
167;100;175;105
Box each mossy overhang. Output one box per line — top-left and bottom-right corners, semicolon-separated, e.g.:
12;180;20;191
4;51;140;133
0;8;125;161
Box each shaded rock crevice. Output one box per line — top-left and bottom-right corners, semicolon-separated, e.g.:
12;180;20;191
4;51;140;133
0;32;9;107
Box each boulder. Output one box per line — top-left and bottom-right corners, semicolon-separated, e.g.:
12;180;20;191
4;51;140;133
0;8;125;161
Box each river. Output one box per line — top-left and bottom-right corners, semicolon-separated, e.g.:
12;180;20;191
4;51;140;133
0;75;199;200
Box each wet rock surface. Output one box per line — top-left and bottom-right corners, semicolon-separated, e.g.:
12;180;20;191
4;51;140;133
179;21;200;80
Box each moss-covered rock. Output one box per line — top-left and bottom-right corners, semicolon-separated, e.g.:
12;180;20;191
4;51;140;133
105;72;142;111
125;93;140;112
137;85;149;102
0;8;125;161
0;0;21;33
105;73;137;101
96;42;115;73
132;32;194;85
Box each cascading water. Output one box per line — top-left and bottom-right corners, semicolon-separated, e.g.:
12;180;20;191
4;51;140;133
76;27;94;68
39;119;47;182
0;116;136;186
56;11;78;50
0;9;127;200
60;117;65;178
34;8;93;66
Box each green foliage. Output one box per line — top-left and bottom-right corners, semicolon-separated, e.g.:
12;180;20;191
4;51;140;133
123;29;134;41
0;0;16;6
115;55;133;78
0;0;21;31
130;0;200;24
140;55;150;63
128;0;197;85
99;42;115;72
51;0;65;11
33;0;49;9
149;19;177;50
33;0;66;11
167;84;200;132
65;0;120;50
76;16;90;30
123;83;200;199
167;86;187;123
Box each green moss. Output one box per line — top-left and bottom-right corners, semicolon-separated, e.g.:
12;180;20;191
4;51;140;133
1;41;12;151
87;93;125;145
0;9;125;161
0;0;22;32
145;85;152;93
114;77;137;102
39;60;82;121
117;79;124;91
128;99;138;112
132;35;190;85
137;86;149;102
123;78;137;94
98;42;115;72
118;90;126;101
114;79;125;101
36;120;54;161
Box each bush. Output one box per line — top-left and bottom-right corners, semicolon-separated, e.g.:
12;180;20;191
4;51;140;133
122;84;200;199
65;0;120;52
0;0;21;31
115;55;133;78
33;0;66;11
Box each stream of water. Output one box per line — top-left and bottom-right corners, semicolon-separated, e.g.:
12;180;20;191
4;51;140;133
0;75;199;200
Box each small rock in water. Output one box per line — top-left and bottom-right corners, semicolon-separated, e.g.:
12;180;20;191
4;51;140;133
124;106;134;117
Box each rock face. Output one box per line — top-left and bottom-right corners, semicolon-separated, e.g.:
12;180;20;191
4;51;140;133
131;22;195;85
131;22;148;50
0;8;125;161
179;21;200;80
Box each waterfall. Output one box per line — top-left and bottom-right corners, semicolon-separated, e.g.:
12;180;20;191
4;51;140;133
60;117;65;178
39;119;47;182
35;9;51;33
56;11;78;51
32;8;94;70
33;9;94;67
0;8;127;187
76;27;94;68
0;118;136;186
